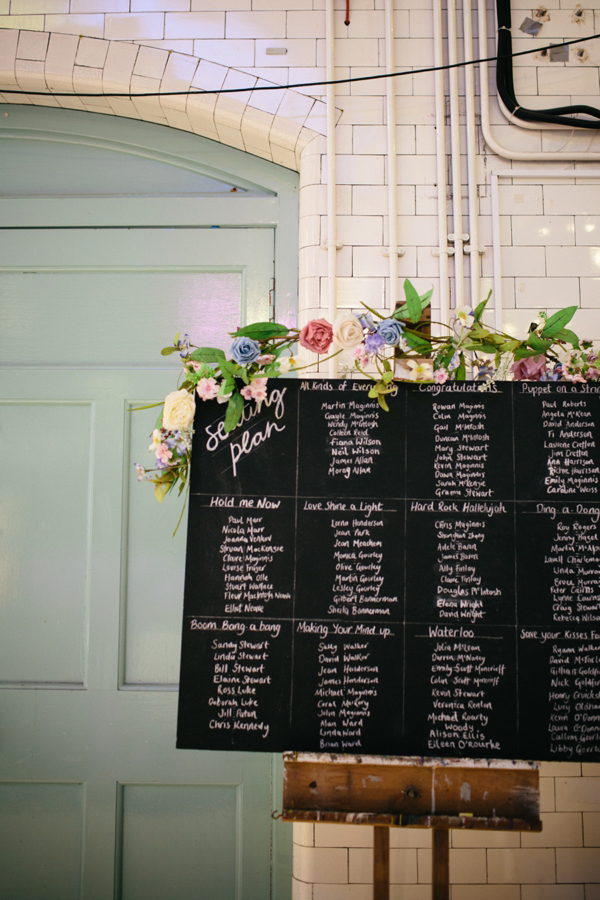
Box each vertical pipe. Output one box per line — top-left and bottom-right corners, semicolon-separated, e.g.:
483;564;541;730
490;172;503;332
462;0;481;309
385;0;400;313
433;0;450;332
446;0;465;312
326;0;338;377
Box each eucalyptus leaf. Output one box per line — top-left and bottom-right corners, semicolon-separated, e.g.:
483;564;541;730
474;291;492;322
189;347;226;363
404;278;423;324
541;306;577;337
232;322;290;340
224;392;244;433
552;328;580;349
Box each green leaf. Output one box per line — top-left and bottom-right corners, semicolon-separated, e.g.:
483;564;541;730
232;322;290;340
527;333;553;353
474;291;492;322
456;354;466;381
222;377;236;395
224;393;244;433
541;306;577;338
552;328;580;349
377;393;390;412
189;347;226;363
161;346;179;356
404;332;433;353
382;370;394;384
368;386;379;399
513;347;546;360
404;278;423;324
219;358;238;379
463;342;499;355
419;288;433;307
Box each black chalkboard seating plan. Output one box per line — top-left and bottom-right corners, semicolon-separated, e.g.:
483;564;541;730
176;379;600;763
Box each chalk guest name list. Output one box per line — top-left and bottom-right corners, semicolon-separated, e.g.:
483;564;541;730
176;380;600;762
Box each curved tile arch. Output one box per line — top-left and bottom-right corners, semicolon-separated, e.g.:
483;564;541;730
0;28;328;171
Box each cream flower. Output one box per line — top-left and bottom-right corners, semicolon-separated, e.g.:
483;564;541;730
332;313;364;350
162;389;195;430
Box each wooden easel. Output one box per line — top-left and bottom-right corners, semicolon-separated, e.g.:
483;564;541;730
281;753;541;900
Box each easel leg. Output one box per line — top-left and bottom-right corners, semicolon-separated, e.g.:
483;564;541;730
432;828;449;900
373;825;390;900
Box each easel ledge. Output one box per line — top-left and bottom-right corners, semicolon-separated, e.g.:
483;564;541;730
281;753;541;900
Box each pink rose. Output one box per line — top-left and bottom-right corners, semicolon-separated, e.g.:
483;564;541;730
298;318;334;354
511;355;547;381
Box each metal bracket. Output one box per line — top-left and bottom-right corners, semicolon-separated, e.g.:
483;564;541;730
431;247;456;257
382;247;406;258
464;244;486;255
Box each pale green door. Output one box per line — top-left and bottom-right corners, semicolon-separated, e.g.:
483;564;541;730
0;219;290;897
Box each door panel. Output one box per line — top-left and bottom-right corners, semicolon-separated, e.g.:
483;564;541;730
0;225;281;899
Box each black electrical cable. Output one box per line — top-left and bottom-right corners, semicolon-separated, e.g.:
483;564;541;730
496;2;600;129
1;32;599;100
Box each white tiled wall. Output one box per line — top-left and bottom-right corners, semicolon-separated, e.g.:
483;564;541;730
2;1;600;895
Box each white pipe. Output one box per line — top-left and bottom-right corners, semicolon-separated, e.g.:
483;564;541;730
446;0;466;311
432;0;451;332
325;0;338;377
462;0;482;309
490;173;503;332
476;0;600;162
385;0;401;313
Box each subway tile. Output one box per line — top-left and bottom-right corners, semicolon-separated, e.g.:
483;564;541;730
317;38;379;68
341;9;385;39
226;10;286;39
514;277;580;309
0;16;44;31
336;277;385;310
582;764;600;777
133;0;189;8
538;762;582;778
139;38;193;54
393;215;437;247
522;812;583;848
102;43;138;94
583;811;600;846
408;9;433;38
12;0;67;11
333;154;384;184
165;12;224;39
352;184;387;214
557;847;600;882
538;67;600;96
388;888;432;900
314;885;372;900
105;14;165;41
575;216;600;246
161;52;199;92
71;0;126;11
452;888;520;900
194;39;254;68
500;246;547;277
315;825;373;849
396;155;436;185
256;39;316;69
521;889;583;900
353;245;390;276
555;777;600;812
16;29;48;60
487;848;556;884
512;215;575;246
287;11;325;39
133;45;169;79
240;104;274;151
449;848;487;884
587;886;600;900
348;66;386;98
192;0;250;7
324;214;382;245
292;876;313;900
75;36;109;68
451;829;520;848
498;184;544;216
337;95;384;125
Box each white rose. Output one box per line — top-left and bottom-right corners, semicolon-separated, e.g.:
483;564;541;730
333;314;364;350
162;389;195;430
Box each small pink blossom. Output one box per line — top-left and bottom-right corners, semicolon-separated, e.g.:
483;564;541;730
434;369;449;384
155;444;173;464
257;354;276;364
196;376;220;401
564;372;585;383
240;385;254;400
351;344;369;367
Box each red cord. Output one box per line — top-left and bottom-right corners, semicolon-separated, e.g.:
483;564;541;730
345;0;350;26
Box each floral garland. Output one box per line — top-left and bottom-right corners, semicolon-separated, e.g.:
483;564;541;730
135;278;596;518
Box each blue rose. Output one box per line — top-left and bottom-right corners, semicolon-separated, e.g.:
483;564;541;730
377;318;404;346
230;336;261;365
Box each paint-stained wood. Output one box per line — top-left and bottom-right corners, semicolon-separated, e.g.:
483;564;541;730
282;755;541;831
373;826;389;900
432;828;449;900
